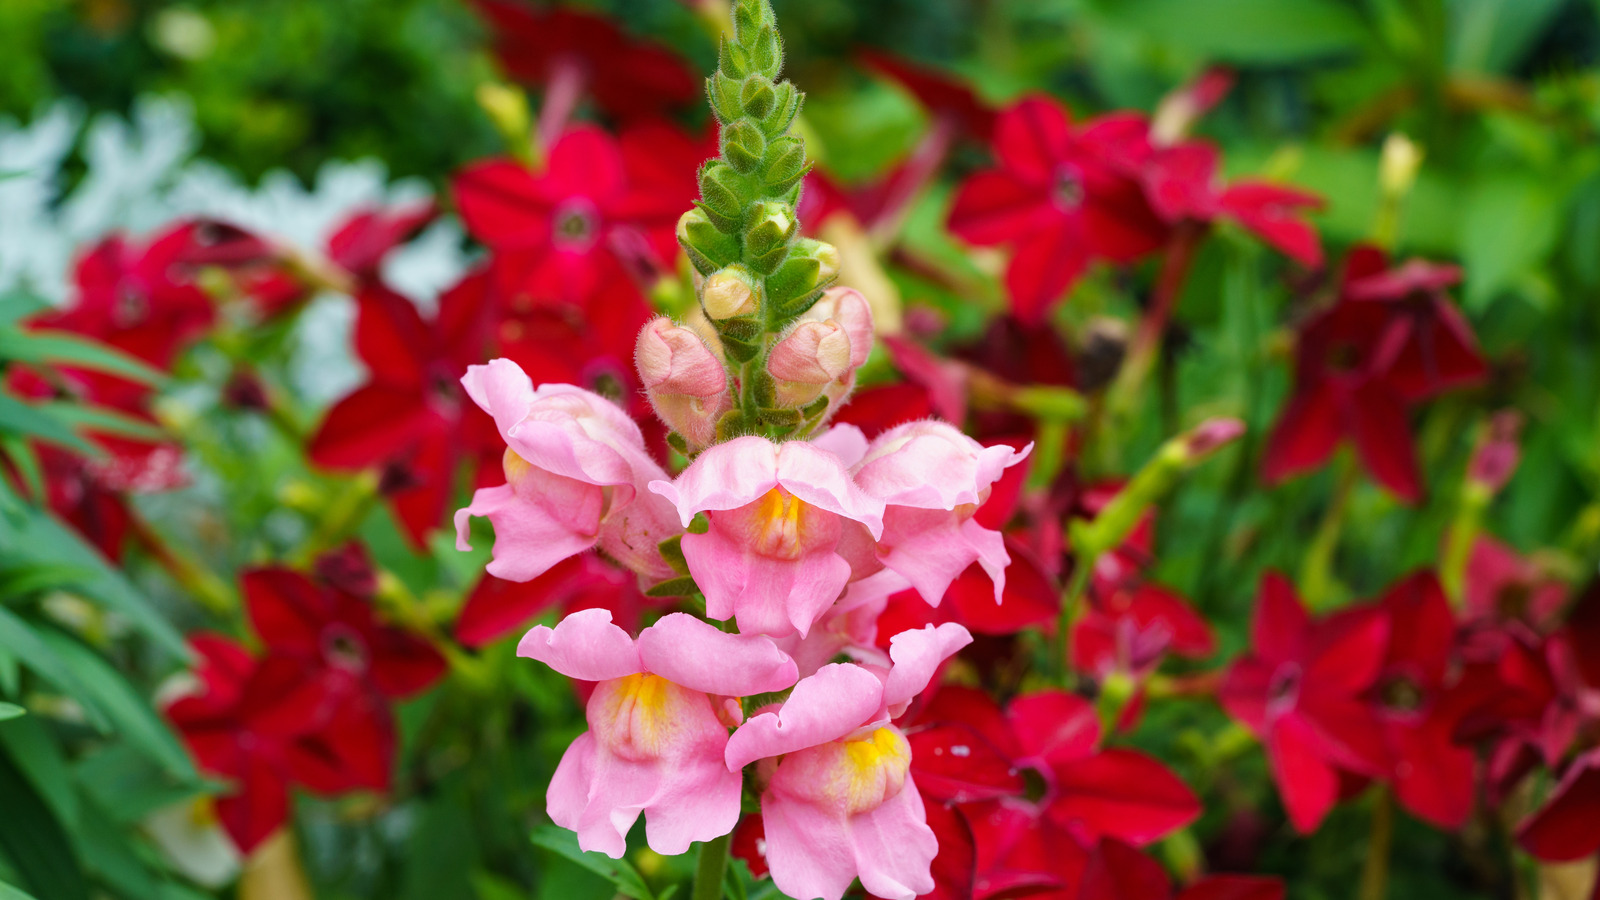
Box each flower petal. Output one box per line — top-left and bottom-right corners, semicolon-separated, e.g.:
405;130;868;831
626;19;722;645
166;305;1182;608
637;613;799;697
517;608;642;682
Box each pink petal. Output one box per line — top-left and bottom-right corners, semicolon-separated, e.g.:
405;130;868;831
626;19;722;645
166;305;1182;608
725;664;885;771
637;612;798;697
453;481;603;582
682;528;854;638
878;510;1010;606
760;788;861;900
638;751;745;856
850;777;940;900
517;607;642;681
882;623;974;714
854;421;1028;510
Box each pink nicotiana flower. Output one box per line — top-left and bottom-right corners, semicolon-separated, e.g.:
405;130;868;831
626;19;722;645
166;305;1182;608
519;608;799;858
850;421;1031;606
649;436;886;638
454;358;680;583
724;623;973;900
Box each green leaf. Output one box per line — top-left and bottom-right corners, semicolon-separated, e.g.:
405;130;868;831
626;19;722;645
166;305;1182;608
39;403;168;443
0;714;79;828
0;562;99;601
0;329;167;386
0;290;49;328
1460;176;1564;310
1450;0;1566;74
0;745;88;900
0;607;109;730
531;825;656;900
36;630;197;781
75;744;209;825
0;435;44;505
0;507;188;656
645;576;698;598
0;704;21;721
0;879;40;900
1092;0;1370;63
73;792;160;899
0;395;96;455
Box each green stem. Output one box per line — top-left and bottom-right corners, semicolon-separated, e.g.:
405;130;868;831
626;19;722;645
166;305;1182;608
691;833;731;900
289;470;380;566
1358;788;1394;900
1300;453;1357;612
1056;561;1092;687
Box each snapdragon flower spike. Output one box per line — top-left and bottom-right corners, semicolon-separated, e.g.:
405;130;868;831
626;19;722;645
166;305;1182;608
850;420;1030;606
455;358;680;583
635;316;731;450
725;623;974;900
650;435;885;637
519;608;798;858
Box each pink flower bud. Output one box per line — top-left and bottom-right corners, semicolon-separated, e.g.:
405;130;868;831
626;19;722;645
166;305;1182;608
1181;417;1246;461
1468;410;1521;492
766;287;874;411
635;317;732;450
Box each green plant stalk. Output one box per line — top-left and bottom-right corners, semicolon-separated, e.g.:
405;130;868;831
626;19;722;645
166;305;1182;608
1441;480;1491;607
1299;452;1358;612
1106;220;1208;429
692;833;732;900
128;510;237;614
289;469;380;566
1358;788;1394;900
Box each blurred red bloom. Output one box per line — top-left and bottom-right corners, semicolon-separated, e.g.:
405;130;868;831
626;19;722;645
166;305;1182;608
1463;536;1567;642
326;200;437;282
1073;581;1216;682
948;96;1168;322
455;553;657;648
1518;747;1600;861
307;273;497;546
907;686;1200;897
1220;573;1389;832
453;126;687;306
1364;572;1476;828
472;0;698;121
1137;141;1323;268
1343;247;1486;402
1261;256;1422;501
859;51;996;146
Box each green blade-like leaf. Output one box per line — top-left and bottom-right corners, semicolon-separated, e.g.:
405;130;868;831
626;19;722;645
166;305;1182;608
37;630;197;781
0;713;78;829
0;746;89;900
0;435;44;506
0;507;188;656
0;395;96;455
0;329;167;387
0;879;40;900
0;290;49;328
0;704;22;721
39;403;167;443
0;607;108;730
531;825;656;900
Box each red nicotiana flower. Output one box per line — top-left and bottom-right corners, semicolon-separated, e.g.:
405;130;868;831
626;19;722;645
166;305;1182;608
948;96;1169;322
1261;253;1423;501
453;125;688;307
326;200;438;283
307;272;498;545
1220;573;1389;832
1342;246;1486;402
1364;572;1477;829
1073;581;1216;688
471;0;698;122
906;686;1200;897
455;553;659;648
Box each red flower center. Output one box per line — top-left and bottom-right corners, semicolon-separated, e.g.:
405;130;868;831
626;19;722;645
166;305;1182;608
1496;582;1533;621
1268;662;1302;714
1052;166;1085;210
1379;674;1426;716
114;285;151;328
1324;341;1363;374
321;624;369;672
552;199;600;250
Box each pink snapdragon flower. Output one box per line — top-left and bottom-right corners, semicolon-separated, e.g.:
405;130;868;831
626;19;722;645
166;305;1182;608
634;316;731;450
649;436;885;638
767;287;875;414
454;359;680;583
520;608;799;857
724;623;973;900
852;421;1031;605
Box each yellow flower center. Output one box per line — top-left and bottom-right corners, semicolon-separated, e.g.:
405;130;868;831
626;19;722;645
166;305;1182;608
823;728;912;815
754;487;808;559
590;673;700;762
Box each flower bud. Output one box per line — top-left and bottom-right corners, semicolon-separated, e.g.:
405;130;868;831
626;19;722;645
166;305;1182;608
743;201;797;272
636;317;732;450
722;120;766;175
677;208;740;275
702;264;761;319
766;286;874;411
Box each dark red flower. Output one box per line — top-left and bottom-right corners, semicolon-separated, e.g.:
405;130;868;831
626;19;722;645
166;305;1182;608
948;96;1169;322
1073;581;1216;682
1138;141;1323;268
455;553;657;648
1220;573;1390;832
830;381;936;439
1343;247;1486;402
326;200;437;282
1463;536;1567;641
1365;572;1476;828
876;537;1061;640
472;0;698;121
1518;747;1600;861
859;51;997;146
1261;254;1423;501
908;686;1200;897
307;272;497;546
454;126;685;307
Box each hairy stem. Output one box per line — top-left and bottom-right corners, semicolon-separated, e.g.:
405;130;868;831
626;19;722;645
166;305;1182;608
691;832;732;900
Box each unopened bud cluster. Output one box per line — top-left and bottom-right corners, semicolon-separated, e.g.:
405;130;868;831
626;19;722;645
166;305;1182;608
665;0;846;446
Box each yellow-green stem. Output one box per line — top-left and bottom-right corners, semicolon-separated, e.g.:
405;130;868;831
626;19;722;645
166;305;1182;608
1300;453;1358;612
1358;788;1394;900
691;833;731;900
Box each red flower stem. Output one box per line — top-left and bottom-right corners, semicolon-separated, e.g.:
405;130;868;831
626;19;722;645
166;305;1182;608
1299;451;1358;612
867;114;957;247
1108;220;1208;420
1358;788;1394;900
538;56;587;156
127;508;237;614
691;831;732;900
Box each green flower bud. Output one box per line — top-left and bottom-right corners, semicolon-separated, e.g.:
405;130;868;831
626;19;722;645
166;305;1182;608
760;83;800;135
708;71;743;124
762;136;808;194
764;238;839;318
702;264;761;319
741;75;776;120
697;161;746;231
751;25;782;77
743;201;796;273
677;209;741;275
722;120;766;175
